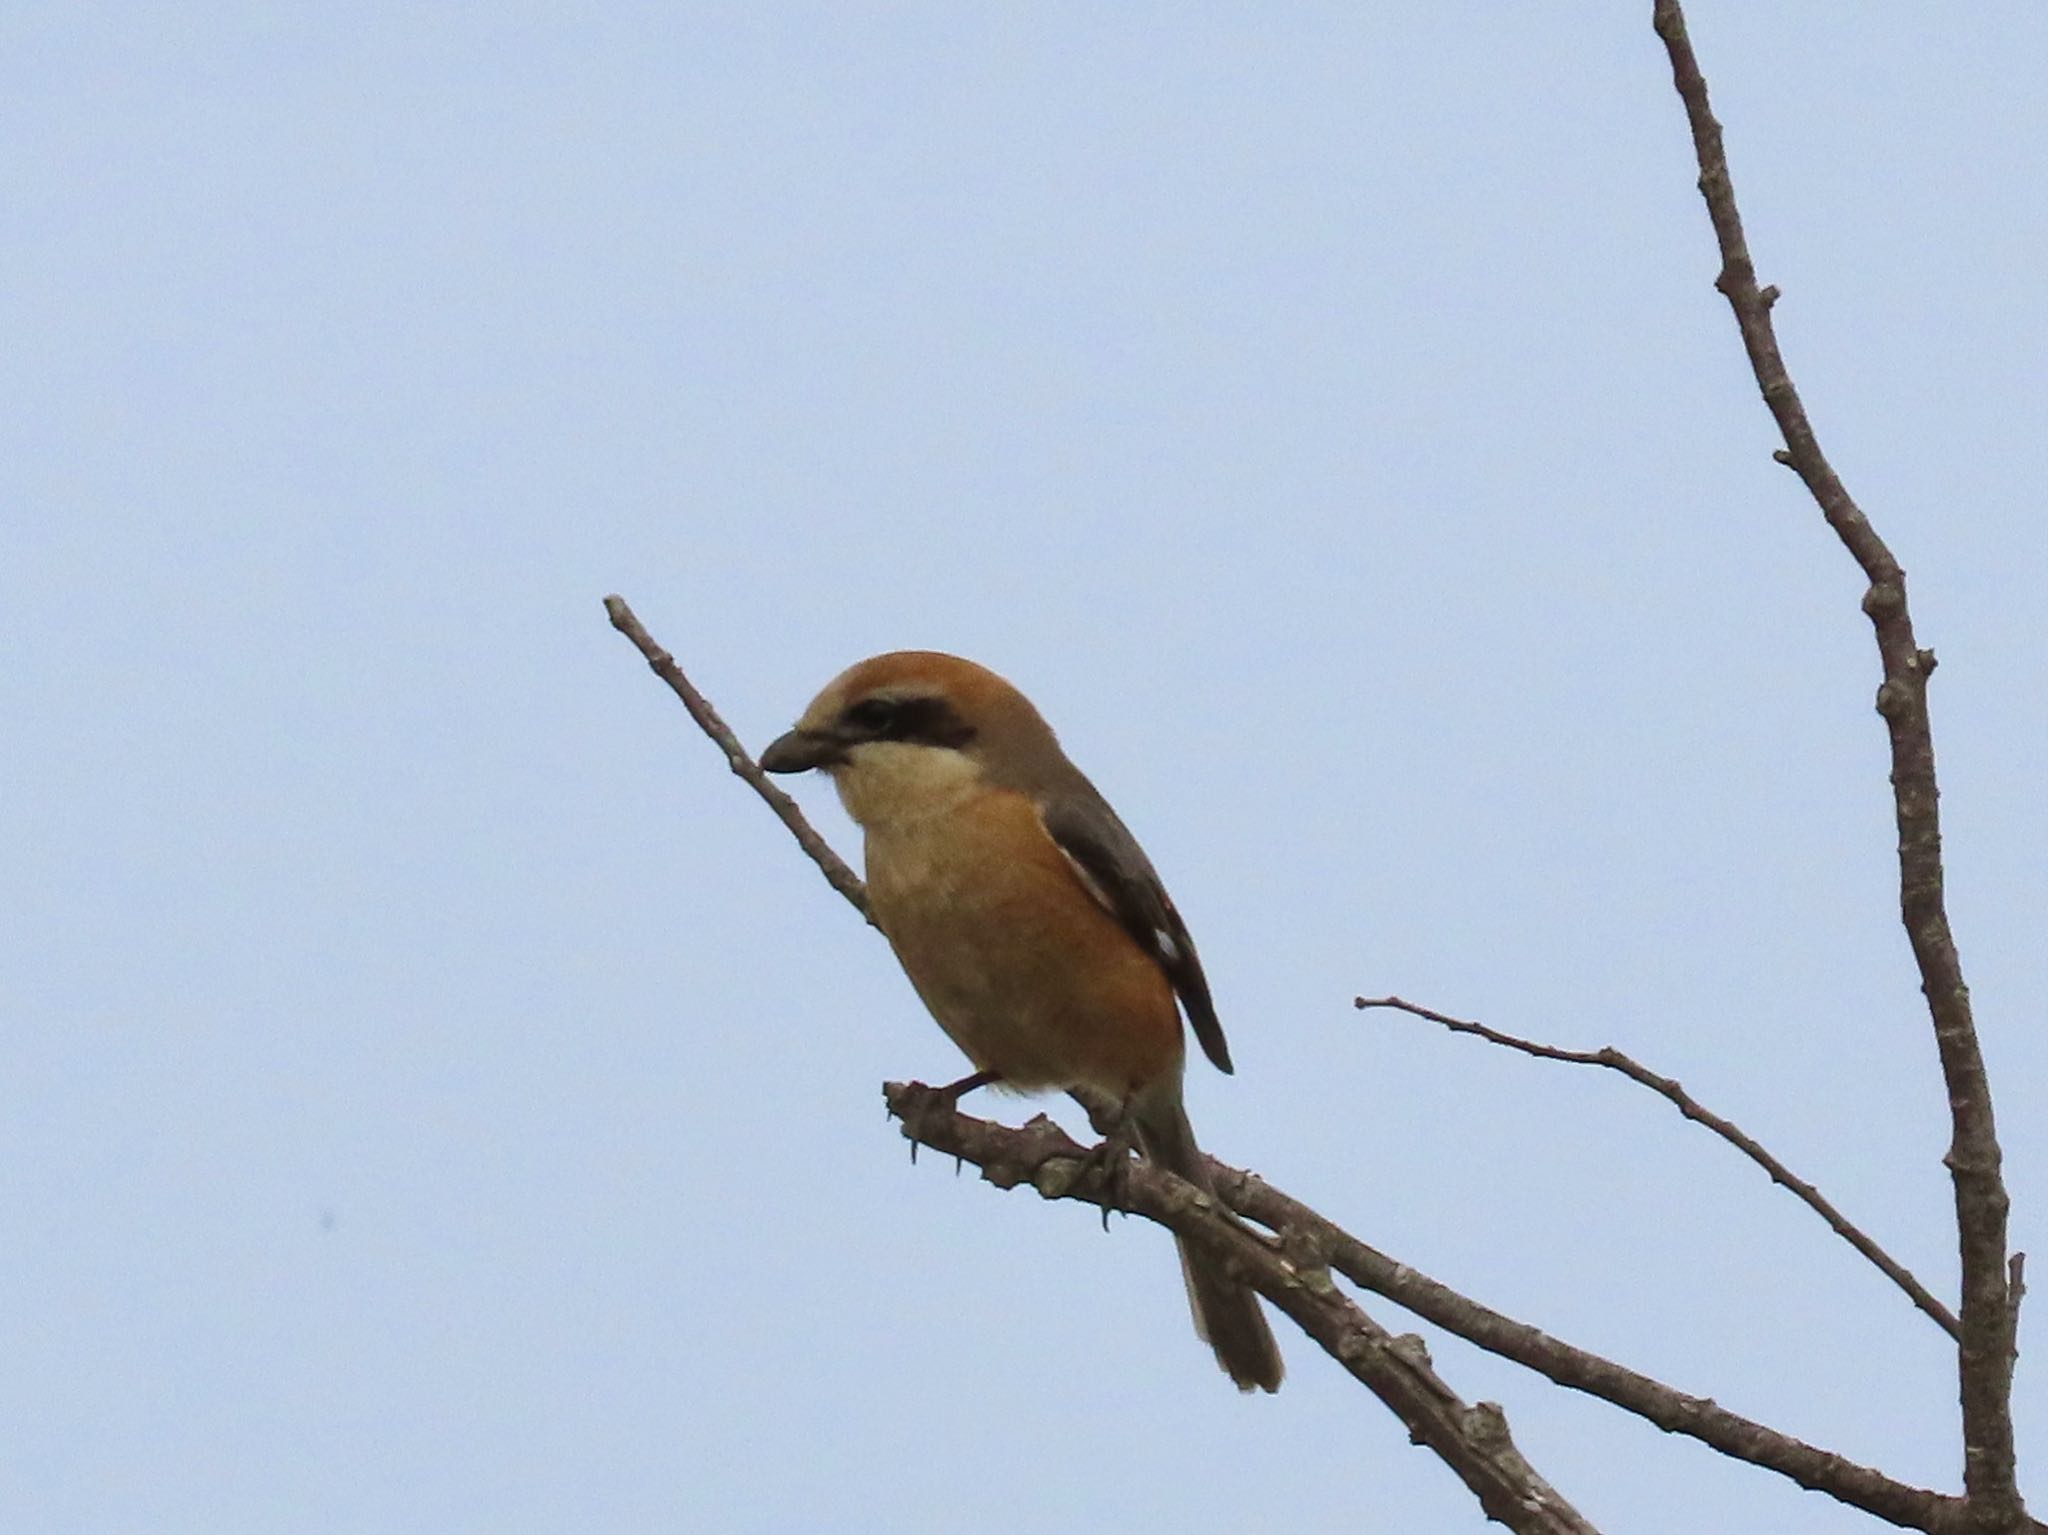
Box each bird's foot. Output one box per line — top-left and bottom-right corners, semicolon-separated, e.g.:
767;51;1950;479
1073;1100;1139;1227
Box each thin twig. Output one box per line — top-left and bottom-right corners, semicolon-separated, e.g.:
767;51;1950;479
1650;6;2022;1528
890;1083;1601;1535
1355;994;1960;1339
602;595;871;919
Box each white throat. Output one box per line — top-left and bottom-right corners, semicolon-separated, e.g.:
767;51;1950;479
831;742;982;829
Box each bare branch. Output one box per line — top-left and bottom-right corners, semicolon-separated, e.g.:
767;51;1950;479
1650;5;2022;1526
1356;994;1960;1339
907;1086;1992;1535
602;595;871;919
889;1083;1602;1535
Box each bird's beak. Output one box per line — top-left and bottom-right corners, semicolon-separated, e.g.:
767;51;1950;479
760;728;845;774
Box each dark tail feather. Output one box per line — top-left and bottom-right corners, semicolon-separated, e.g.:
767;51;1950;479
1134;1100;1284;1393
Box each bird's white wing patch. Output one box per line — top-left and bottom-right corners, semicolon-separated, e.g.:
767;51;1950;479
1055;844;1117;915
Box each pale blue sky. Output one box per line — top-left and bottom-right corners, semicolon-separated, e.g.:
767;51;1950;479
3;6;2043;1532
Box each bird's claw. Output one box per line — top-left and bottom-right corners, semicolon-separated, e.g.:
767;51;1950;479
1073;1114;1139;1228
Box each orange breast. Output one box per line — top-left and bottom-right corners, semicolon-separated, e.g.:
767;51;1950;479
863;787;1184;1096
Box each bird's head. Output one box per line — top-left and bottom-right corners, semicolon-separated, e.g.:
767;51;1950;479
760;651;1061;828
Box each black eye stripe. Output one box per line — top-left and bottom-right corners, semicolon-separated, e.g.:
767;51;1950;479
840;694;977;749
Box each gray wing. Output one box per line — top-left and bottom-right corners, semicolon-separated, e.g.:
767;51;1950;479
1038;793;1234;1076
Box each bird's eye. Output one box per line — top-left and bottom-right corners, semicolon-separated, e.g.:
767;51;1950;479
844;697;898;732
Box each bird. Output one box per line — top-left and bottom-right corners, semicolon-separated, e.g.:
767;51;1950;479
759;650;1283;1392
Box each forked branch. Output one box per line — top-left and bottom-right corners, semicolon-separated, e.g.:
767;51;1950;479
1651;5;2023;1528
891;1084;1601;1535
913;1083;1975;1535
1355;994;1960;1338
